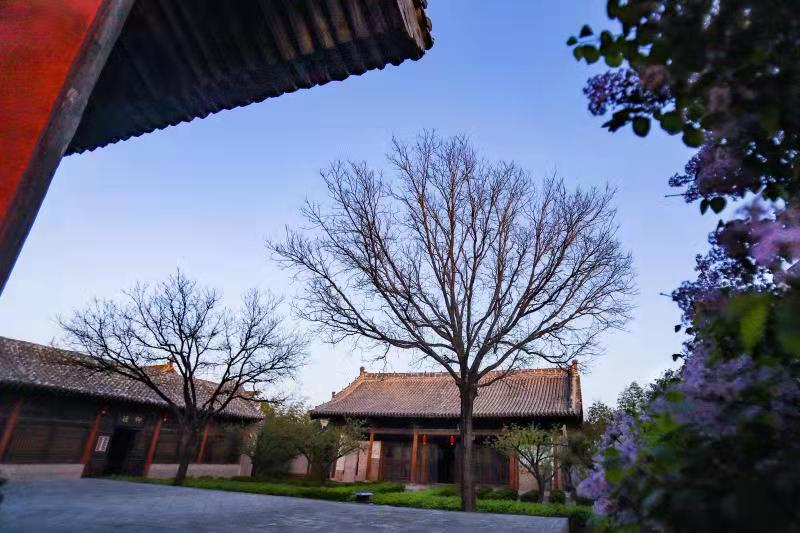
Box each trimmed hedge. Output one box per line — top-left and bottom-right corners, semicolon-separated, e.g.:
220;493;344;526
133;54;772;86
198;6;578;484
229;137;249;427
115;476;404;502
520;489;541;502
372;489;592;527
430;485;460;497
549;489;567;504
482;487;519;500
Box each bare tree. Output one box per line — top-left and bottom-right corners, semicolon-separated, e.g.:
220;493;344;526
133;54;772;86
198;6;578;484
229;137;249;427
268;132;634;511
60;270;306;485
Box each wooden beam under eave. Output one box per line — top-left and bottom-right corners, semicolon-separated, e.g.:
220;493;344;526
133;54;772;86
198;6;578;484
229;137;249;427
0;0;133;294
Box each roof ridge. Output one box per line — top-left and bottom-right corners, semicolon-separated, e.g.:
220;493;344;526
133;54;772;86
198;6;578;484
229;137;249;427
360;367;569;380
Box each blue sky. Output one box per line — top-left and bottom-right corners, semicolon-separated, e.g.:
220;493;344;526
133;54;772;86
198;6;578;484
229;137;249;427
0;2;717;408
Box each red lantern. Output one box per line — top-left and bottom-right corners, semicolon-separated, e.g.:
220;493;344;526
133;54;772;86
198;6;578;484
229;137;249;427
422;434;427;445
449;435;455;446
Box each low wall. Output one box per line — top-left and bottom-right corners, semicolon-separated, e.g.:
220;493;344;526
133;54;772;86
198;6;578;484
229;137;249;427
0;464;84;481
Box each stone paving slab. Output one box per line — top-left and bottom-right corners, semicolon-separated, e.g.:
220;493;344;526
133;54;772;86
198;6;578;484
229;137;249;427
0;479;568;532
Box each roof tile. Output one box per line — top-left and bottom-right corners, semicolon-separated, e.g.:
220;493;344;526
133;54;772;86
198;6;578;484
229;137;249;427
0;337;263;420
310;365;582;420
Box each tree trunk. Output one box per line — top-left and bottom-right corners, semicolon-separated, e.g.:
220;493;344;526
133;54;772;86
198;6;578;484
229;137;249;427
459;386;477;512
532;467;545;503
308;461;326;482
174;424;198;486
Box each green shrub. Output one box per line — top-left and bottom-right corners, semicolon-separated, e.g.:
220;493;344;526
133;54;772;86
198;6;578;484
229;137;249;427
549;489;566;504
476;486;494;499
482;487;518;500
430;485;459;497
520;489;541;502
575;495;594;506
372;489;593;528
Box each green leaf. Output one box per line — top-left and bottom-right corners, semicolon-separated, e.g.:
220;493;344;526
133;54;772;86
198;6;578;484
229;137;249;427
573;46;584;61
700;198;709;214
579;24;593;38
606;467;625;484
605;52;623;67
600;30;614;49
759;108;780;134
682;127;704;147
740;301;769;351
665;389;684;403
567;36;578;46
582;45;600;64
659;111;683;134
648;41;670;63
674;324;681;333
607;0;621;18
632;117;650;137
709;197;726;214
686;101;705;122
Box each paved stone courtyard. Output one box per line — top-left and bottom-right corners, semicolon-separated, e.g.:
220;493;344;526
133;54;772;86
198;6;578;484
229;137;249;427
0;479;568;532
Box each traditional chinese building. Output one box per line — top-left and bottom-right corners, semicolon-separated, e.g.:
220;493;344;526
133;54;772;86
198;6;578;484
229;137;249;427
308;363;583;493
0;337;263;481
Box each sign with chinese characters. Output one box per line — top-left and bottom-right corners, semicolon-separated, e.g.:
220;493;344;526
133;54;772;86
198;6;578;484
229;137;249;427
95;435;110;453
118;412;145;427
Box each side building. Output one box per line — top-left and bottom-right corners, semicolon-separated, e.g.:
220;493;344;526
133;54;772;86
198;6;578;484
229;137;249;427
0;337;263;481
308;363;583;494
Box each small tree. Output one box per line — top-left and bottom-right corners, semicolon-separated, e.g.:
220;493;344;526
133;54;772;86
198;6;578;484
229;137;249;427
269;132;635;511
60;270;306;485
250;404;306;478
616;382;646;416
561;400;614;495
494;425;563;503
296;417;365;482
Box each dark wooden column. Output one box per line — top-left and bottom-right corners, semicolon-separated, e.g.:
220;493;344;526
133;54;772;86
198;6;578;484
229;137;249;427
509;454;519;491
410;430;419;483
0;398;23;461
143;414;164;478
365;430;375;481
0;0;134;294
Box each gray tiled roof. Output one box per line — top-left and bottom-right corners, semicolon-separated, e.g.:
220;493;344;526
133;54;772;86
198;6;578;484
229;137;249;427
310;365;583;420
0;337;263;420
67;0;433;154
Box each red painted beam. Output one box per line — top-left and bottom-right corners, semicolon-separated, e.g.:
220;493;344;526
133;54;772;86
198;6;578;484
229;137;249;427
143;414;164;478
196;423;210;464
80;404;106;472
0;398;23;461
0;0;133;294
365;430;375;481
410;431;419;483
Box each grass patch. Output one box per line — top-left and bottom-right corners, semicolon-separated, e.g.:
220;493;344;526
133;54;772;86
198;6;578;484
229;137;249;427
115;477;592;528
113;476;404;502
373;489;593;528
